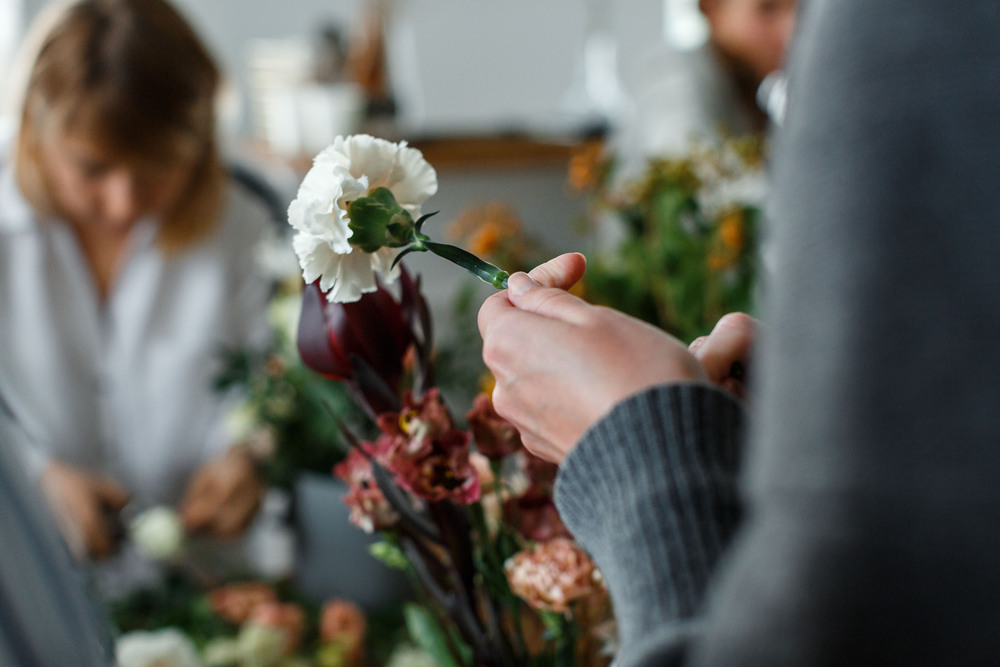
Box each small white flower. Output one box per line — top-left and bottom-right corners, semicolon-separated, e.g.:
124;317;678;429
236;624;286;665
386;645;439;667
201;638;242;667
116;628;202;667
224;401;259;444
129;506;185;561
288;134;438;303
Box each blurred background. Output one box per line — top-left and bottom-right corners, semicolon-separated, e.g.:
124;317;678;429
4;0;714;328
8;0;702;136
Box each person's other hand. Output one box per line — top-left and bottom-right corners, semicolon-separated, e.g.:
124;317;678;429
40;461;130;560
687;312;760;400
180;448;263;539
479;253;708;464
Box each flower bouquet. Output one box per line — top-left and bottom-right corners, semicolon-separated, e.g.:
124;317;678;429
572;135;767;343
286;135;613;666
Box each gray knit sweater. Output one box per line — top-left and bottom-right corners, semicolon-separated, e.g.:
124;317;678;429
556;0;1000;664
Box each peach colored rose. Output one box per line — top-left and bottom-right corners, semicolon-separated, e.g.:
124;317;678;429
320;599;367;664
248;601;306;655
505;538;600;614
209;582;277;625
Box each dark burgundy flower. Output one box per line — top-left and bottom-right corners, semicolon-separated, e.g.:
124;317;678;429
364;389;480;504
507;451;569;541
297;278;414;414
466;393;522;459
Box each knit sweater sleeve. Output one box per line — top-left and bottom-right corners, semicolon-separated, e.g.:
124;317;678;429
554;383;745;666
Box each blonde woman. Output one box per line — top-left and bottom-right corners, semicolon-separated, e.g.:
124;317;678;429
0;0;271;570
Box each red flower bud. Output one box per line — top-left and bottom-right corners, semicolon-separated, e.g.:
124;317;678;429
297;279;416;414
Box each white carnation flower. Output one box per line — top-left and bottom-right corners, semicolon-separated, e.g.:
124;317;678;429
287;134;438;303
116;628;202;667
129;506;185;561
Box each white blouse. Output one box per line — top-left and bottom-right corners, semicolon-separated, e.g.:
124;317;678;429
0;163;273;507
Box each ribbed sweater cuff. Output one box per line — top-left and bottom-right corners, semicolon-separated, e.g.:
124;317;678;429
555;383;745;657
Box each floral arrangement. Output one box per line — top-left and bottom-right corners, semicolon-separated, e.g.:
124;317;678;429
286;134;614;666
572;134;767;343
111;576;388;667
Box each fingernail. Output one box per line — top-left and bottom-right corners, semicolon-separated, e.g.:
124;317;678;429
508;272;538;296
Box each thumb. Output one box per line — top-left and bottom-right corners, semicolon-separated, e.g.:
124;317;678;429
93;477;130;511
694;312;757;383
507;272;593;325
527;252;587;290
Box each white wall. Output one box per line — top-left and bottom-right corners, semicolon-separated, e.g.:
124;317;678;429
20;0;667;135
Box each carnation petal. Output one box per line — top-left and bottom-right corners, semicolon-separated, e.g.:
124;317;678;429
392;144;439;209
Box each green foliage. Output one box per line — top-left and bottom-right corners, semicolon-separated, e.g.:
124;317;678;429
403;603;470;667
108;571;234;647
215;344;361;490
581;135;767;343
369;539;409;571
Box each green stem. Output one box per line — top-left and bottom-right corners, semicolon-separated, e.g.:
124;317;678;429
555;614;578;667
420;240;510;290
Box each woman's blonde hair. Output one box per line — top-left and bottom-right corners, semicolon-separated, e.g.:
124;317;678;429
13;0;224;251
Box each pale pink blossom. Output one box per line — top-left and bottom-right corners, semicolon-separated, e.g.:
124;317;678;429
333;448;400;533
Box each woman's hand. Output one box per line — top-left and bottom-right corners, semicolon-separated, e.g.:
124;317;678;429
688;312;760;401
478;253;708;464
40;461;130;560
180;448;263;539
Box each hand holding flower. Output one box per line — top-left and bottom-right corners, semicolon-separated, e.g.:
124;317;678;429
478;253;708;463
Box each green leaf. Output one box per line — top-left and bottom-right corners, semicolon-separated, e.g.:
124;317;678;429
403;603;470;667
369;539;409;571
424;241;509;289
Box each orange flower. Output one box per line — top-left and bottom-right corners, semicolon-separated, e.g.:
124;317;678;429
567;140;607;192
470;224;503;258
707;251;730;272
718;210;745;252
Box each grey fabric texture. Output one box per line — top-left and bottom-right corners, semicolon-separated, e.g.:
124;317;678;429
556;0;1000;664
0;399;114;667
555;383;744;666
